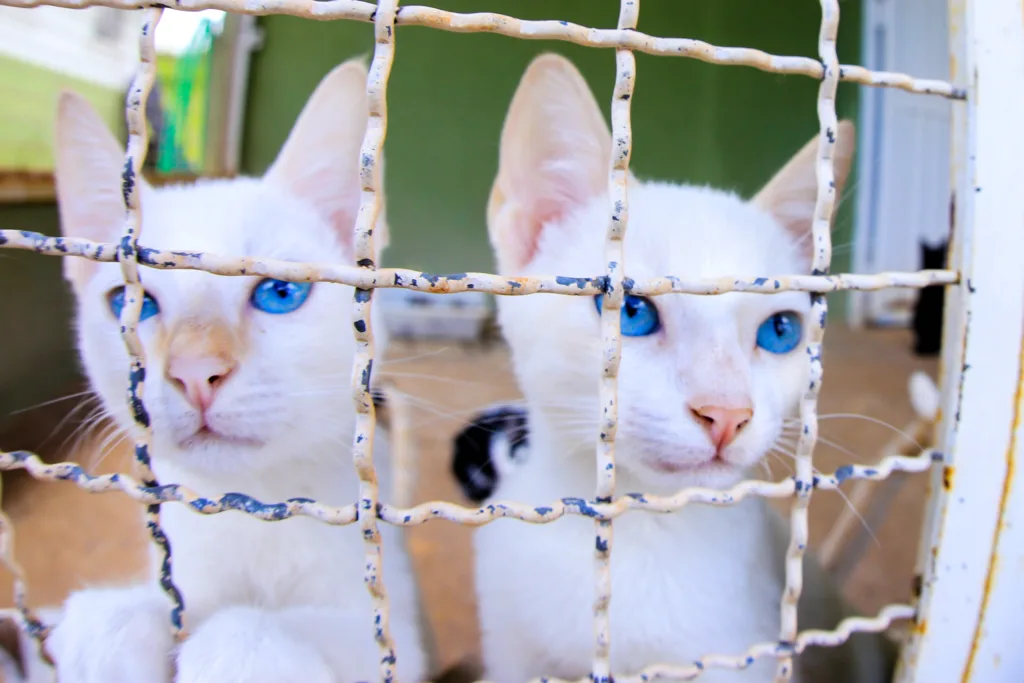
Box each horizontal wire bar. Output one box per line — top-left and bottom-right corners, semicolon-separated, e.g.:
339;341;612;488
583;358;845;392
0;0;963;99
527;603;915;683
0;449;936;526
0;231;958;295
0;507;51;661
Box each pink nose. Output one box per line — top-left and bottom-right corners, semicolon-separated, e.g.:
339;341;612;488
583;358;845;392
689;404;753;450
166;356;236;412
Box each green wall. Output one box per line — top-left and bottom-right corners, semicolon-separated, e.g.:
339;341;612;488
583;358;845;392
0;204;80;425
242;0;862;295
0;54;125;172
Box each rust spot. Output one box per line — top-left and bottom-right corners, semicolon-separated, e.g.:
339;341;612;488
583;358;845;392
963;338;1024;681
943;465;955;491
914;618;927;636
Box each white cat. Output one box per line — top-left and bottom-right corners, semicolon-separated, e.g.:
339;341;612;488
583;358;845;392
473;53;896;682
41;58;428;683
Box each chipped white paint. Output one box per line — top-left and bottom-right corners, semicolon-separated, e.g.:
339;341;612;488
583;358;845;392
897;0;1024;681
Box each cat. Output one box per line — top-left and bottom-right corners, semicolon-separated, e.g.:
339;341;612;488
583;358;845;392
451;403;529;503
470;53;897;683
911;239;947;356
41;58;429;683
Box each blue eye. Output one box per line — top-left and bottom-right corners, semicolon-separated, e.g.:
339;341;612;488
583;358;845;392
594;294;661;337
250;278;313;314
756;311;803;354
108;287;160;322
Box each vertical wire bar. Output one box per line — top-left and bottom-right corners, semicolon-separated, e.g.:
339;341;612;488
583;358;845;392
775;1;840;680
118;8;185;639
351;2;399;681
593;2;638;681
0;502;51;664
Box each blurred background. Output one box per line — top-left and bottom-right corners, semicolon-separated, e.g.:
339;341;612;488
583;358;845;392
0;0;951;676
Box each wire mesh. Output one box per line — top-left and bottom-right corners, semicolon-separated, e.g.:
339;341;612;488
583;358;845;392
0;0;969;681
352;2;399;678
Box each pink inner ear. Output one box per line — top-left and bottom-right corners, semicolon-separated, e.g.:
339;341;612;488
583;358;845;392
521;204;566;269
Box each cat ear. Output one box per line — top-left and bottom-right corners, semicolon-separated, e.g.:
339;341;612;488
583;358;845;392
265;57;388;259
54;91;140;287
752;120;856;267
488;53;611;273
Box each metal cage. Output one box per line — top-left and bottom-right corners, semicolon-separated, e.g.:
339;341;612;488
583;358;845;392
0;0;1021;681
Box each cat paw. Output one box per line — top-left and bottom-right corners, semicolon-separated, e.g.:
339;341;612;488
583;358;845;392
175;606;333;683
47;585;174;683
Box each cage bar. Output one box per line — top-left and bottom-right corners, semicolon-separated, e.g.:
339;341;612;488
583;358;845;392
0;506;50;664
0;446;933;526
0;229;961;296
590;1;638;678
115;6;187;640
772;0;842;680
896;0;1024;681
349;0;400;679
0;0;970;99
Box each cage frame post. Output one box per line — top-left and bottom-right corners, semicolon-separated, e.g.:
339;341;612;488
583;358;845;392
897;0;1024;680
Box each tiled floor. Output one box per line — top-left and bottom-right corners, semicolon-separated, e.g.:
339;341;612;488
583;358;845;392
0;326;939;678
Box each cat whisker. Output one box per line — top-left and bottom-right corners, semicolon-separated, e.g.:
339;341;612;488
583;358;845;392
87;428;129;473
765;450;794;480
49;400;108;455
771;444;879;550
387;391;497;424
7;389;97;417
384;347;453;365
378;371;511;390
814;414;925;451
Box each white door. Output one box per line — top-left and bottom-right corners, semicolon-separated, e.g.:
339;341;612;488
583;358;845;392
849;0;952;328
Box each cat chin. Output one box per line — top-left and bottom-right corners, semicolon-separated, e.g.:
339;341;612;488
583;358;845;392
174;428;265;452
625;459;747;493
152;436;266;469
616;441;762;492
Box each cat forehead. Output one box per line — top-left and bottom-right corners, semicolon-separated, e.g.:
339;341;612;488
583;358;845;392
141;178;341;260
657;288;812;330
537;181;802;278
627;183;795;275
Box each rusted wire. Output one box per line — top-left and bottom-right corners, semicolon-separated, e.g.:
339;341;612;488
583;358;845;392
589;1;638;677
116;7;188;642
351;1;400;679
0;448;935;526
531;604;915;683
0;230;959;296
773;1;842;680
0;504;51;665
0;0;964;99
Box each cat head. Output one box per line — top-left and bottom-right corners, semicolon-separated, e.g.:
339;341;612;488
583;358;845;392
488;54;854;492
55;58;387;477
919;239;948;269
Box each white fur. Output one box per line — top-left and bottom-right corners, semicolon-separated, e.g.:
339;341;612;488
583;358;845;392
474;54;889;682
40;59;427;683
908;371;940;422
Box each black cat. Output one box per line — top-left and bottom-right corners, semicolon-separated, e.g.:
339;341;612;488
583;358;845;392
911;239;948;356
451;404;528;502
